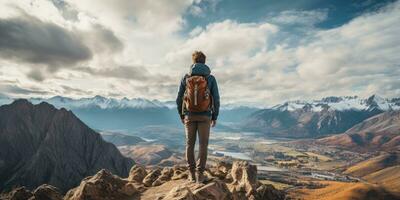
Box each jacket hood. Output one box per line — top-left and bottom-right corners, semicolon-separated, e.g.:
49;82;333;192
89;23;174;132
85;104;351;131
190;63;211;76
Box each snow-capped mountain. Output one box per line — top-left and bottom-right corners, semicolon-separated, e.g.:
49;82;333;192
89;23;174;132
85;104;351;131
0;94;265;111
271;95;400;112
242;95;400;138
26;95;169;110
0;95;262;131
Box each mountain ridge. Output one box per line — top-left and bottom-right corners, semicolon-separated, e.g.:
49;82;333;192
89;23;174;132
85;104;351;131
241;95;400;138
318;110;400;151
0;99;135;193
1;94;398;111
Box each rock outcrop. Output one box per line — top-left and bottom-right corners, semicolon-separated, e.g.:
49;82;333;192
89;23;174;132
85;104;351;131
1;160;285;200
31;184;63;200
128;165;148;183
0;187;33;200
0;184;63;200
0;100;134;193
0;158;285;200
163;185;196;200
64;169;139;200
143;168;162;187
230;161;259;197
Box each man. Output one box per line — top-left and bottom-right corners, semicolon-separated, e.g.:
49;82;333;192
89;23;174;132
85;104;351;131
176;51;220;183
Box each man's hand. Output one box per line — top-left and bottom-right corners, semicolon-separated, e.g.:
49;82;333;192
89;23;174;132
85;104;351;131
180;115;185;124
211;120;217;127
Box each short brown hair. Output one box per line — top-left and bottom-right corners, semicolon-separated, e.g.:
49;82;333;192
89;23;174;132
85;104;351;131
192;51;206;64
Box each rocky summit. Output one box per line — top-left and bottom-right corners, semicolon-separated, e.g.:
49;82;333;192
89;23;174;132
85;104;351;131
1;161;285;200
0;100;134;193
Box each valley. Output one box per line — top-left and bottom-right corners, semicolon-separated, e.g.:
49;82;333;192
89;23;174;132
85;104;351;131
100;126;399;199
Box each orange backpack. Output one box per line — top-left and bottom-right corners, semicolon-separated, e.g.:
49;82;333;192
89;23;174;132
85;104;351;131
183;75;212;113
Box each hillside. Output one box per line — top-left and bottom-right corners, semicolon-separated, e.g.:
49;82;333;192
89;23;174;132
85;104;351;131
0;100;134;193
119;144;184;167
100;131;145;146
289;181;398;200
364;165;400;194
343;152;400;194
318;111;400;151
344;152;400;177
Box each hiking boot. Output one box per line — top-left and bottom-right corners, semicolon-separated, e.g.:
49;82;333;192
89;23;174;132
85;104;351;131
188;170;196;183
196;171;206;183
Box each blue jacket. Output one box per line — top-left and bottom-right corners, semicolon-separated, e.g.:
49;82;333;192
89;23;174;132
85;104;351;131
176;63;220;120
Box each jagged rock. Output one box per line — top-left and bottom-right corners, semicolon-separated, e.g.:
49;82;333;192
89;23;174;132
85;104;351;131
192;180;232;200
209;161;233;181
216;161;232;173
143;168;161;187
225;170;233;182
30;184;63;200
0;187;33;200
231;187;248;200
64;169;139;200
162;185;196;200
153;167;174;186
171;166;188;180
229;161;258;197
128;165;148;183
255;184;285;200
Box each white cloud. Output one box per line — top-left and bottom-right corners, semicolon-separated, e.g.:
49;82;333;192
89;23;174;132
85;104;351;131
67;0;194;35
166;20;278;70
189;26;203;37
189;5;203;16
269;9;328;26
164;1;400;105
0;0;399;106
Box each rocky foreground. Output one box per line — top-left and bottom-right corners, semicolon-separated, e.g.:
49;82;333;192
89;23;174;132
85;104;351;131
1;161;285;200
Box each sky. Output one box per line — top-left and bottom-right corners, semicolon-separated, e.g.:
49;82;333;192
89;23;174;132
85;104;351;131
0;0;399;106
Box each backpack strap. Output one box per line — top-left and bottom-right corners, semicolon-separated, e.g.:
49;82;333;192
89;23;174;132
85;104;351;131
189;64;194;75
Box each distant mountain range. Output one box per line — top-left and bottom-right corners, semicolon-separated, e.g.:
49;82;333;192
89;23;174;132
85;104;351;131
0;95;260;132
0;99;134;193
270;95;400;112
0;95;257;110
242;95;400;138
1;94;398;138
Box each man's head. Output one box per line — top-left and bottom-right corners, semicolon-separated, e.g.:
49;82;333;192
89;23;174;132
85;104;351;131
192;51;206;64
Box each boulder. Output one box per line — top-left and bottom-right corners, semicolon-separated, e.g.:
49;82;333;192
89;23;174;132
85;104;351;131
216;161;232;174
230;187;248;200
209;161;232;180
31;184;63;200
229;161;258;197
171;166;188;180
225;170;233;182
128;165;148;183
152;167;174;186
64;169;139;200
162;185;196;200
192;180;232;200
143;168;161;187
0;187;33;200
